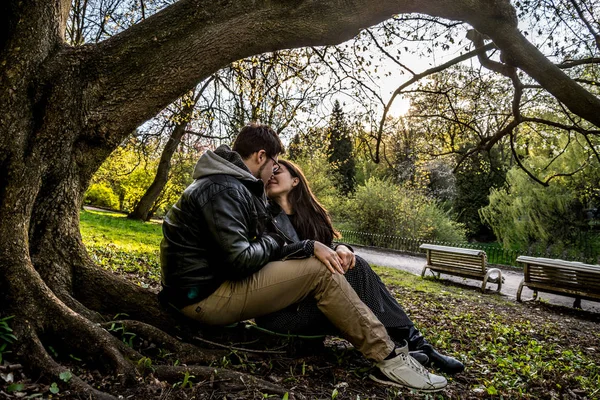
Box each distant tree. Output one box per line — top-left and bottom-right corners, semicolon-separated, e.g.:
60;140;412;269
287;127;329;161
327;101;356;194
480;135;599;249
453;150;506;241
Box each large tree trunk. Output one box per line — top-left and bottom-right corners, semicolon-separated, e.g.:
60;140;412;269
2;0;600;398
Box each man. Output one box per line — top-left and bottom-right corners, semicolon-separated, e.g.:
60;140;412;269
160;123;447;392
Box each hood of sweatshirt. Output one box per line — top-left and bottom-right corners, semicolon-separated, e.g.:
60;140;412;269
193;144;257;182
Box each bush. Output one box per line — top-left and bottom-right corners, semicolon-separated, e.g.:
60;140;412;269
344;177;465;242
84;183;119;210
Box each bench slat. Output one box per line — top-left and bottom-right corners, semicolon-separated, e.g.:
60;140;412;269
430;255;483;266
424;265;487;279
521;281;600;301
420;244;485;257
517;256;600;273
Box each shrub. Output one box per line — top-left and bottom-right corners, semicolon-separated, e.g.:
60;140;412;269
345;177;465;242
84;183;119;210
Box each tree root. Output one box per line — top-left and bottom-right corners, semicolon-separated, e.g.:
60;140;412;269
153;365;291;398
48;304;138;385
101;320;225;364
17;327;118;400
73;260;181;332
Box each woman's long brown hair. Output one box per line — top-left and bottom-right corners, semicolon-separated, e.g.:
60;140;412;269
278;159;340;244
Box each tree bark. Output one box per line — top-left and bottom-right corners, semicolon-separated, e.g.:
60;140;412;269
2;0;600;398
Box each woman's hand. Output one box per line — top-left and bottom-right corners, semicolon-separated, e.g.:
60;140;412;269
314;241;345;274
335;245;356;272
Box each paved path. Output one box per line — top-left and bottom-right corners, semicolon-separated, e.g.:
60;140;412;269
353;245;600;314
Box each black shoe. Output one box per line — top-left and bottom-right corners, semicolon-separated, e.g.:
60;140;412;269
420;344;464;374
409;350;429;366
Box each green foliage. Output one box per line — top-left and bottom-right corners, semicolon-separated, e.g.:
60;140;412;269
326;100;356;194
480;167;574;249
289;150;342;214
6;383;24;393
0;316;17;364
174;371;195;389
108;322;137;347
85;138;194;216
343;177;465;242
84;183;120;209
49;382;60;394
480;142;599;251
59;371;72;382
453;150;506;241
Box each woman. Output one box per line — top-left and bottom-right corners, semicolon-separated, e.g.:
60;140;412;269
257;159;464;374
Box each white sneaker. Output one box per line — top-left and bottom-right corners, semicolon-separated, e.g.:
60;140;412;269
369;343;447;392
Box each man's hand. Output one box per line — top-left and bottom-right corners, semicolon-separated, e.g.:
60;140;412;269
335;245;355;272
314;241;345;274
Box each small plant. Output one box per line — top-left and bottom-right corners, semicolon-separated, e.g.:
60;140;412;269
331;388;339;399
107;321;137;347
0;316;17;363
59;370;73;382
173;371;195;389
137;356;154;372
49;382;60;394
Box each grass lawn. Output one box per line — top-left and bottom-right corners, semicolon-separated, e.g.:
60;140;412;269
78;208;600;399
80;209;162;287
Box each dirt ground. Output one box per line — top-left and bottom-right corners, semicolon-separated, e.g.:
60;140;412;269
2;271;599;399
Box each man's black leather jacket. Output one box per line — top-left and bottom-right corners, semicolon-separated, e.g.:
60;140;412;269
160;145;313;308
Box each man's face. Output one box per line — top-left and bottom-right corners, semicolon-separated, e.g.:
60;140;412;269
257;154;279;186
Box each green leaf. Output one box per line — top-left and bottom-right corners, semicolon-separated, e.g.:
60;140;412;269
331;388;339;399
486;385;498;395
282;393;289;400
7;383;25;393
59;370;72;382
50;382;60;394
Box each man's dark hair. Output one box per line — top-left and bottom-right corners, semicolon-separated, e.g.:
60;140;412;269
232;123;285;159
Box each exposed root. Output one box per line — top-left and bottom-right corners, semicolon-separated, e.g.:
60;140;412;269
73;261;180;332
49;304;138;385
57;291;105;323
17;327;118;400
153;365;291;398
101;320;225;364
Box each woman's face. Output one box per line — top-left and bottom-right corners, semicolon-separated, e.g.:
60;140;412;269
266;164;298;199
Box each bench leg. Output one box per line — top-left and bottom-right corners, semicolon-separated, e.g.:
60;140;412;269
480;276;488;293
574;298;582;309
482;269;502;293
516;279;525;302
421;266;428;278
496;271;503;292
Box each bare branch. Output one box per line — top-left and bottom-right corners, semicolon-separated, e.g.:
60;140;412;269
374;41;496;162
557;57;600;68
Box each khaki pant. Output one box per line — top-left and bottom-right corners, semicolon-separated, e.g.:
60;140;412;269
181;257;394;362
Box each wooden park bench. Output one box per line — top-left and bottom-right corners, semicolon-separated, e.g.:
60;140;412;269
420;244;502;293
516;256;600;308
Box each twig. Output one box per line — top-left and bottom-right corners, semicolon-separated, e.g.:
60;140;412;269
0;364;23;372
192;336;286;354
